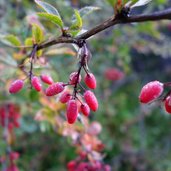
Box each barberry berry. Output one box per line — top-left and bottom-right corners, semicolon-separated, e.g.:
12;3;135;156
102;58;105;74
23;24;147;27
84;90;98;111
80;103;90;116
31;76;42;92
60;91;71;103
9;80;24;94
40;74;53;85
67;160;76;170
45;82;64;96
139;81;163;103
69;72;81;85
164;95;171;114
66;99;78;124
84;73;96;89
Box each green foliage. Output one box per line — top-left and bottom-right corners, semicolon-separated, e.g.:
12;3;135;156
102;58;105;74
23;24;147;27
1;34;21;47
32;24;44;43
37;12;63;28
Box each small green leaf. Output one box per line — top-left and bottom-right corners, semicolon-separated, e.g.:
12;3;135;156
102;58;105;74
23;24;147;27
35;0;61;17
37;12;63;28
2;34;21;46
25;37;33;46
79;6;101;18
70;10;82;30
32;24;44;44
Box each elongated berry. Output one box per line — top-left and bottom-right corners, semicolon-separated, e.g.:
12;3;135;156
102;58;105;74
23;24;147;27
40;74;53;85
60;91;71;103
9;80;24;94
84;73;96;89
69;72;81;85
84;90;98;112
80;103;90;116
31;76;42;92
45;82;64;96
66;100;78;124
164;95;171;114
139;81;163;103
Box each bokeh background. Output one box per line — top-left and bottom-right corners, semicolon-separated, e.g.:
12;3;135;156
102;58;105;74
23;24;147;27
0;0;171;170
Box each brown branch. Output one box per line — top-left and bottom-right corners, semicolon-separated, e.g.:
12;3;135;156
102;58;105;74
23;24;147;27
38;8;171;50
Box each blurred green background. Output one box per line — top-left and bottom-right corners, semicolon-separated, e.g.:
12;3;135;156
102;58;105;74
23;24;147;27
0;0;171;171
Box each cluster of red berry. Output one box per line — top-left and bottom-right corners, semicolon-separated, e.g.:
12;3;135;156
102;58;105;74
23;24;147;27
67;158;111;171
4;152;19;171
9;74;53;93
0;104;20;132
139;80;171;114
9;44;98;124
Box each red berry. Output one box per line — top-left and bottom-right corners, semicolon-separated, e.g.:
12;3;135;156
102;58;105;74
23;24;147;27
66;100;78;124
139;81;163;103
40;74;53;85
9;79;24;94
31;76;42;92
10;152;19;161
69;72;81;85
104;68;124;81
84;73;96;89
84;90;98;112
80;103;90;116
60;91;71;103
45;82;64;96
164;95;171;114
67;161;76;170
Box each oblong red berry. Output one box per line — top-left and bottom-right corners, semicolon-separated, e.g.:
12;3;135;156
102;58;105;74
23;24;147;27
66;100;78;124
84;90;98;112
31;76;42;92
40;74;53;85
9;80;24;94
59;91;71;103
84;73;96;89
164;95;171;114
45;82;64;96
139;81;163;104
69;72;81;85
80;103;90;116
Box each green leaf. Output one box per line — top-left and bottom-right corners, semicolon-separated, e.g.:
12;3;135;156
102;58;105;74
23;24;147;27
2;34;21;46
70;10;82;30
37;12;63;28
25;37;33;46
32;24;44;43
79;6;100;18
35;0;61;17
131;0;152;8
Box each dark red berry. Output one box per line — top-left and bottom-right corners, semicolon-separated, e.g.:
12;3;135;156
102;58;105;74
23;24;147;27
31;76;42;92
139;81;163;103
80;103;90;116
84;73;96;89
66;100;78;124
40;74;53;85
9;80;24;94
164;95;171;114
69;72;81;85
45;82;64;96
60;91;71;103
84;90;98;112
